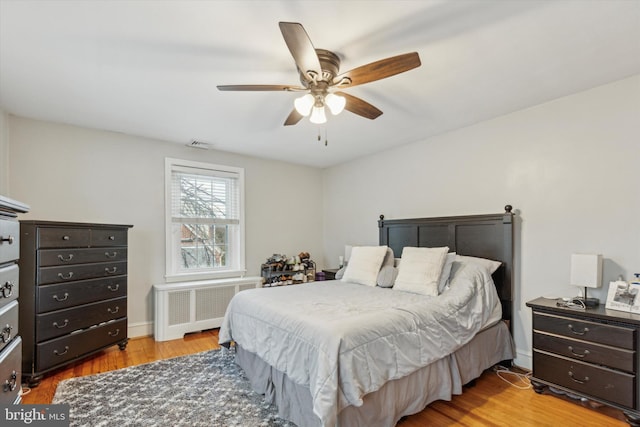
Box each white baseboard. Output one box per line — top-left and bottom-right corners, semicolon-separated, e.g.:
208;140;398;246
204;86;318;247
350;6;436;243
128;321;153;338
514;347;532;371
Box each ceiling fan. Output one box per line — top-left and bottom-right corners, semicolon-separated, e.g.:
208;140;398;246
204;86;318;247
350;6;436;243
217;22;421;126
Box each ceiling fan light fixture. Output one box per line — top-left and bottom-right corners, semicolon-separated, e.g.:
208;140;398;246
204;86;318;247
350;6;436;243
325;93;346;115
294;93;314;116
309;105;327;124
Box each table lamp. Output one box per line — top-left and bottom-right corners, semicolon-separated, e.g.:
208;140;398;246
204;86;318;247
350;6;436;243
570;253;602;307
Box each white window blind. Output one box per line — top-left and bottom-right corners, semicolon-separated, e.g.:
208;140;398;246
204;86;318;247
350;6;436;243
165;159;245;281
171;167;240;225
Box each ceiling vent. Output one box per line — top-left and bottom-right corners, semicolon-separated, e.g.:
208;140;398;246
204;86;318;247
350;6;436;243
186;140;212;150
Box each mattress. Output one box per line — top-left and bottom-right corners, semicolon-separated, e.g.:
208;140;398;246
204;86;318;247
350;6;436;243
235;320;515;426
219;262;504;426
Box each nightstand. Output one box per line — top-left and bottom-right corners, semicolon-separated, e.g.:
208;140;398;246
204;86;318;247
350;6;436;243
527;297;640;425
322;269;339;281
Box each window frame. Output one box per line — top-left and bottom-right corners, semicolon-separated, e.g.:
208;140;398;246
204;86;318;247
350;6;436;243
164;157;246;282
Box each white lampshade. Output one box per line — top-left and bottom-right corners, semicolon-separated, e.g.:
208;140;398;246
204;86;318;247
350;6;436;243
325;93;346;115
309;105;327;124
570;254;603;289
294;93;314;116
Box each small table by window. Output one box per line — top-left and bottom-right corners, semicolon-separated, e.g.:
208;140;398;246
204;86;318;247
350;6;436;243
322;269;339;281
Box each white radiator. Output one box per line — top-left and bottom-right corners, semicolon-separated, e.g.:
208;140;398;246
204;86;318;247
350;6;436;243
153;276;261;341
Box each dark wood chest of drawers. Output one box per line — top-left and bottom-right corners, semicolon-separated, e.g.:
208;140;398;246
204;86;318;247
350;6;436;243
0;196;29;404
19;220;132;386
527;297;640;425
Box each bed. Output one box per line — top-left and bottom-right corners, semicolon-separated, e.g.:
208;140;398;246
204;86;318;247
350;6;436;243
219;206;516;426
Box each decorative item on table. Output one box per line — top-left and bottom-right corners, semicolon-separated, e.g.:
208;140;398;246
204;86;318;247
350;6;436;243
606;277;640;313
570;253;602;307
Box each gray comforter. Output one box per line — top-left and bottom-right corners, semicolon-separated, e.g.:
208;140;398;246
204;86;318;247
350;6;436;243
219;262;500;426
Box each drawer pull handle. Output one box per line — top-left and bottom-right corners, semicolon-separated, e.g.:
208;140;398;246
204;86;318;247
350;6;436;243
53;292;69;302
54;346;69;356
53;319;69;329
1;281;14;298
108;235;115;240
568;371;589;384
567;324;589;335
105;251;118;258
105;267;118;274
2;371;18;392
62;235;70;241
108;306;120;314
1;324;12;343
107;284;120;292
568;346;590;358
57;254;74;262
0;235;14;244
58;272;74;280
109;328;120;337
3;371;17;392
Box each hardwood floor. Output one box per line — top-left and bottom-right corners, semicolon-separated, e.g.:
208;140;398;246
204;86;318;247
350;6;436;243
22;329;627;426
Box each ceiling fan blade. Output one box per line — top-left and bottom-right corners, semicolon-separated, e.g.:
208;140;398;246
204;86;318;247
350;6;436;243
279;22;322;80
217;84;304;92
284;108;304;126
333;52;421;88
337;92;383;120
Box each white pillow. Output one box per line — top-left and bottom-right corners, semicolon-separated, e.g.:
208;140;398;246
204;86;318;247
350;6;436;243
341;246;388;287
455;255;502;274
377;265;398;288
438;252;456;294
382;247;395;267
394;246;449;296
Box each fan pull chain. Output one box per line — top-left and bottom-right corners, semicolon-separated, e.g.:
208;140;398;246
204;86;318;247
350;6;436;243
316;127;328;146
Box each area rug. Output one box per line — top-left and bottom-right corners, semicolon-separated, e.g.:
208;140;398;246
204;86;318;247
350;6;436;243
52;348;296;427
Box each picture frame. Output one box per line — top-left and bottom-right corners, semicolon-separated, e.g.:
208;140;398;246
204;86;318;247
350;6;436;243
605;280;640;313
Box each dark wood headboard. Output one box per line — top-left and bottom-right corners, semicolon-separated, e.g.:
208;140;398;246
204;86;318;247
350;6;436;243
378;205;514;325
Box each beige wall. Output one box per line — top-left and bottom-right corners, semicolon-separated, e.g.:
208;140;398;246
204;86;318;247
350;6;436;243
322;75;640;369
7;118;324;335
0;110;8;194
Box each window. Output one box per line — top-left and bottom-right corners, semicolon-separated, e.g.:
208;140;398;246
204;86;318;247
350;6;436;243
165;158;245;281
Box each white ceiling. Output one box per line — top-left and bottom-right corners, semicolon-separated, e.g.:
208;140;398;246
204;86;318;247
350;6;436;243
1;1;639;168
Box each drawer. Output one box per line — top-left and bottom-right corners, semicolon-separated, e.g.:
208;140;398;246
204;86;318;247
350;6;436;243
36;318;126;372
37;297;126;341
91;228;128;247
533;312;635;350
534;331;635;373
0;301;19;354
37;277;127;312
0;263;19;309
0;218;19;264
39;247;128;267
0;337;22;405
534;350;635;408
37;261;127;285
38;227;90;249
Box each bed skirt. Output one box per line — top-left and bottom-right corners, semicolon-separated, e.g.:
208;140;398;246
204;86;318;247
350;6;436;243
235;320;515;427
